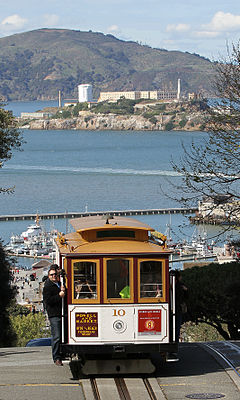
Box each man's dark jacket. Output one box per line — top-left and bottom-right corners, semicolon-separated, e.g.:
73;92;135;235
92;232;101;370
43;278;63;318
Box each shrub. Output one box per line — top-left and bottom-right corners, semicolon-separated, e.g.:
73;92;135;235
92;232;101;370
10;313;50;347
149;116;157;125
179;119;187;128
72;102;89;115
181;321;226;342
164;121;174;131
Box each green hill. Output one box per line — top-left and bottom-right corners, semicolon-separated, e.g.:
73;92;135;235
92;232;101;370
0;28;216;101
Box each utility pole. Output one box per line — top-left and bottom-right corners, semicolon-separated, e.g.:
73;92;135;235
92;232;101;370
177;79;181;100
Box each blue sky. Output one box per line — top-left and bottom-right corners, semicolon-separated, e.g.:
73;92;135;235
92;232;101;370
0;0;240;59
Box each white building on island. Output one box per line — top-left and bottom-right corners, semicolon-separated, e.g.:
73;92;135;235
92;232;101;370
78;84;93;103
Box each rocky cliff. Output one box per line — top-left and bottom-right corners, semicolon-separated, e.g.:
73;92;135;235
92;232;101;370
27;111;206;131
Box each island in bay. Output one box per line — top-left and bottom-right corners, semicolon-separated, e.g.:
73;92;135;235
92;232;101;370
0;28;216;131
18;97;209;131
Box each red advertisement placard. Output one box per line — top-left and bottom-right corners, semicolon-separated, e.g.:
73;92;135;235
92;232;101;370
75;312;98;337
138;309;161;335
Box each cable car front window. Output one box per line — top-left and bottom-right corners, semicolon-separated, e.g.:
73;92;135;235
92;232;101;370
73;261;97;299
107;258;130;299
140;260;162;298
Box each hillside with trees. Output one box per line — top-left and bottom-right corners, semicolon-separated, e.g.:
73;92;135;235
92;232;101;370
0;28;216;101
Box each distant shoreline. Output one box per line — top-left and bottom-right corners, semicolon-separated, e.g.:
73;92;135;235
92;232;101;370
17;99;209;132
19;112;207;132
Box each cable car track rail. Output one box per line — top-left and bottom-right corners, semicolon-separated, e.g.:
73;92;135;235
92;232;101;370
90;378;101;400
81;343;240;399
83;377;166;400
143;378;163;400
115;378;131;400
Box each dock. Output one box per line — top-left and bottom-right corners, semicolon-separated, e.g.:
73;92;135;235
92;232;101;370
0;207;197;222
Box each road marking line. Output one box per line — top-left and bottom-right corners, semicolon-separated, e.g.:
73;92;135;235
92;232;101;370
0;383;79;387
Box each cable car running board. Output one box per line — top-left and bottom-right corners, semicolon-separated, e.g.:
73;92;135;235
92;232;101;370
81;359;156;375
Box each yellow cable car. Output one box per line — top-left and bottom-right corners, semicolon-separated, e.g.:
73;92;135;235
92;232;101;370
55;215;177;374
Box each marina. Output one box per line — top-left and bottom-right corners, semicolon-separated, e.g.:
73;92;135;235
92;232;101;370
5;217;57;260
5;216;230;268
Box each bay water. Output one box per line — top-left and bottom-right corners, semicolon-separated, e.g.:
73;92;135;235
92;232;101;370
4;100;58;117
0;101;227;268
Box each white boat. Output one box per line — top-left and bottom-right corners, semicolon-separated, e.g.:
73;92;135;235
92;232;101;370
164;218;215;258
175;230;215;257
10;234;24;245
21;223;42;240
6;217;57;260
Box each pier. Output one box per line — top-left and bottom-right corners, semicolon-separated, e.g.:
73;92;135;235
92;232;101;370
0;207;197;222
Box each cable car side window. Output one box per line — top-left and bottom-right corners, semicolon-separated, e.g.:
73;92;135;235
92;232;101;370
139;260;163;301
104;258;133;302
72;260;99;303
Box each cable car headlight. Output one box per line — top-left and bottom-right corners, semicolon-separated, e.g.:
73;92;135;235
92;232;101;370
113;320;127;333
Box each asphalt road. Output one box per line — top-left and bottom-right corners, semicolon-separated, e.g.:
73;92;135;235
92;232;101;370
0;343;239;400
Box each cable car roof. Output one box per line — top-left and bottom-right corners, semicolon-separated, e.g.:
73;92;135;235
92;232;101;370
70;215;154;232
56;231;171;255
55;216;171;255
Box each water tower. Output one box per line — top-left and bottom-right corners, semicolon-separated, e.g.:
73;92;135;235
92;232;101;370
78;84;93;103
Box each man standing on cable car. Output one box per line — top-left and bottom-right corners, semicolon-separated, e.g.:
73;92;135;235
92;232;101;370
43;265;66;366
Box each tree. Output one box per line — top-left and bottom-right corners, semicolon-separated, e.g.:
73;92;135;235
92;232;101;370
10;313;50;347
172;42;240;224
0;103;24;345
181;262;240;340
8;302;31;317
0;240;17;346
72;102;89;116
0;104;23;193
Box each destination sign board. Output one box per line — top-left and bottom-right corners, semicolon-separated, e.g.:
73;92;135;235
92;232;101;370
75;312;98;337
